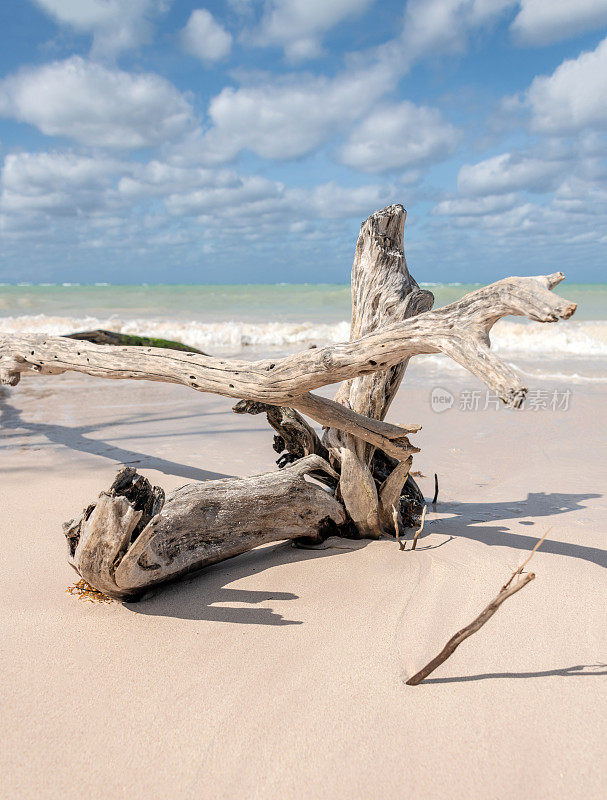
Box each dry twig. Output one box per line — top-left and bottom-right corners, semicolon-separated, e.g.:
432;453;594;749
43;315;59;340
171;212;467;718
432;473;439;505
411;504;427;550
406;529;549;685
393;505;406;551
501;527;550;590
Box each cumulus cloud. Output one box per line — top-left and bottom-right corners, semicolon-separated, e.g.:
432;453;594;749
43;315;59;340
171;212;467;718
252;0;374;62
458;152;565;194
433;193;520;215
179;1;564;168
1;148;393;244
31;0;168;58
164;173;392;223
524;36;607;133
552;175;607;214
181;9;232;64
0;57;193;148
339;101;459;173
165;174;286;219
300;181;393;218
195;65;391;163
511;0;607;45
400;0;517;62
117;161;220;198
1;151;128;216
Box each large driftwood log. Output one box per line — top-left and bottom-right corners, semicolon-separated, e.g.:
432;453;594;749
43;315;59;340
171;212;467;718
0;204;577;599
64;457;345;600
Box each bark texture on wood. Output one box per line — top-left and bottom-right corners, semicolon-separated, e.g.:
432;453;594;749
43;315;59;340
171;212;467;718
327;205;433;536
65;458;345;600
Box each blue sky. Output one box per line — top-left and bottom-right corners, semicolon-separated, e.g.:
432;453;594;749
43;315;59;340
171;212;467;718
1;1;606;284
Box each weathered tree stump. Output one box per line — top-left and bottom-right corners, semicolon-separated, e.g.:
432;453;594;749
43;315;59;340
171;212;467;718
0;204;577;599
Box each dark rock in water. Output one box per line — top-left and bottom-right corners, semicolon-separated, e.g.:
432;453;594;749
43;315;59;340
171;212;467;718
64;329;207;355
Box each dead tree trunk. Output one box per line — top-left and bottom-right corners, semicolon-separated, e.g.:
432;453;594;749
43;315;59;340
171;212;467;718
327;205;433;537
0;204;577;600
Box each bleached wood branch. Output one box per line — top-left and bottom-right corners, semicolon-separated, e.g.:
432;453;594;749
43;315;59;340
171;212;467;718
1;205;578;602
327;204;429;535
0;274;575;435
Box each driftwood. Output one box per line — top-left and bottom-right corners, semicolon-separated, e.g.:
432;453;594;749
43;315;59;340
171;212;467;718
63;459;344;600
0;204;577;600
327;205;432;536
406;574;536;685
405;530;549;685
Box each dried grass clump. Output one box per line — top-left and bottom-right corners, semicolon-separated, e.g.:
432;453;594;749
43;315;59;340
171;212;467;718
66;579;113;604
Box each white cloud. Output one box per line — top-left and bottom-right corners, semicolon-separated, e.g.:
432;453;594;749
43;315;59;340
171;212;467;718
163;173;391;223
253;0;374;62
31;0;168;58
0;57;193;148
117;160;219;198
181;9;232;64
511;0;607;45
524;36;607;133
458;152;565;194
1;148;393;236
339;101;459;173
434;193;520;215
400;0;517;62
1;151;127;216
165;174;285;217
552;175;607;214
196;65;391;163
300;181;393;218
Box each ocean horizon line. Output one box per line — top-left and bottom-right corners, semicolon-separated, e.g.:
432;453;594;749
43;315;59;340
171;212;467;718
1;280;606;288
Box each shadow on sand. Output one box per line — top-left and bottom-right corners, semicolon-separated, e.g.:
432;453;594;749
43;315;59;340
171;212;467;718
421;493;605;567
2;389;604;627
0;388;238;482
126;540;354;625
416;663;607;684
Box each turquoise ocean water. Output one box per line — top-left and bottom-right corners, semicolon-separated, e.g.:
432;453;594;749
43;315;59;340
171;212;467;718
1;284;606;376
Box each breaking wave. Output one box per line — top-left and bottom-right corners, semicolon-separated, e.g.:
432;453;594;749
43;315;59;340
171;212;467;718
0;314;351;351
1;314;607;357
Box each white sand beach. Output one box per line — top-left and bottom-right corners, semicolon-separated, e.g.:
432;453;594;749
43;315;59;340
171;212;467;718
1;362;605;799
3;0;607;794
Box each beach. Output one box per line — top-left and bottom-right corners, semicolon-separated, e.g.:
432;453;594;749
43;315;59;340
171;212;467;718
1;286;606;799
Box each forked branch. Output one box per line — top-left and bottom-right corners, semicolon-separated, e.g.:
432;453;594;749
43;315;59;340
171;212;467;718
0;274;576;411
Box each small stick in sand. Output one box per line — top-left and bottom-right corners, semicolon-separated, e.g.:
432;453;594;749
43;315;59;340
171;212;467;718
501;527;551;591
392;505;406;551
406;529;550;685
411;504;427;550
432;473;439;505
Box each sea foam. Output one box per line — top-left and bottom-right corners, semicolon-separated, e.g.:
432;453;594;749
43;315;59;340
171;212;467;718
1;314;607;357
